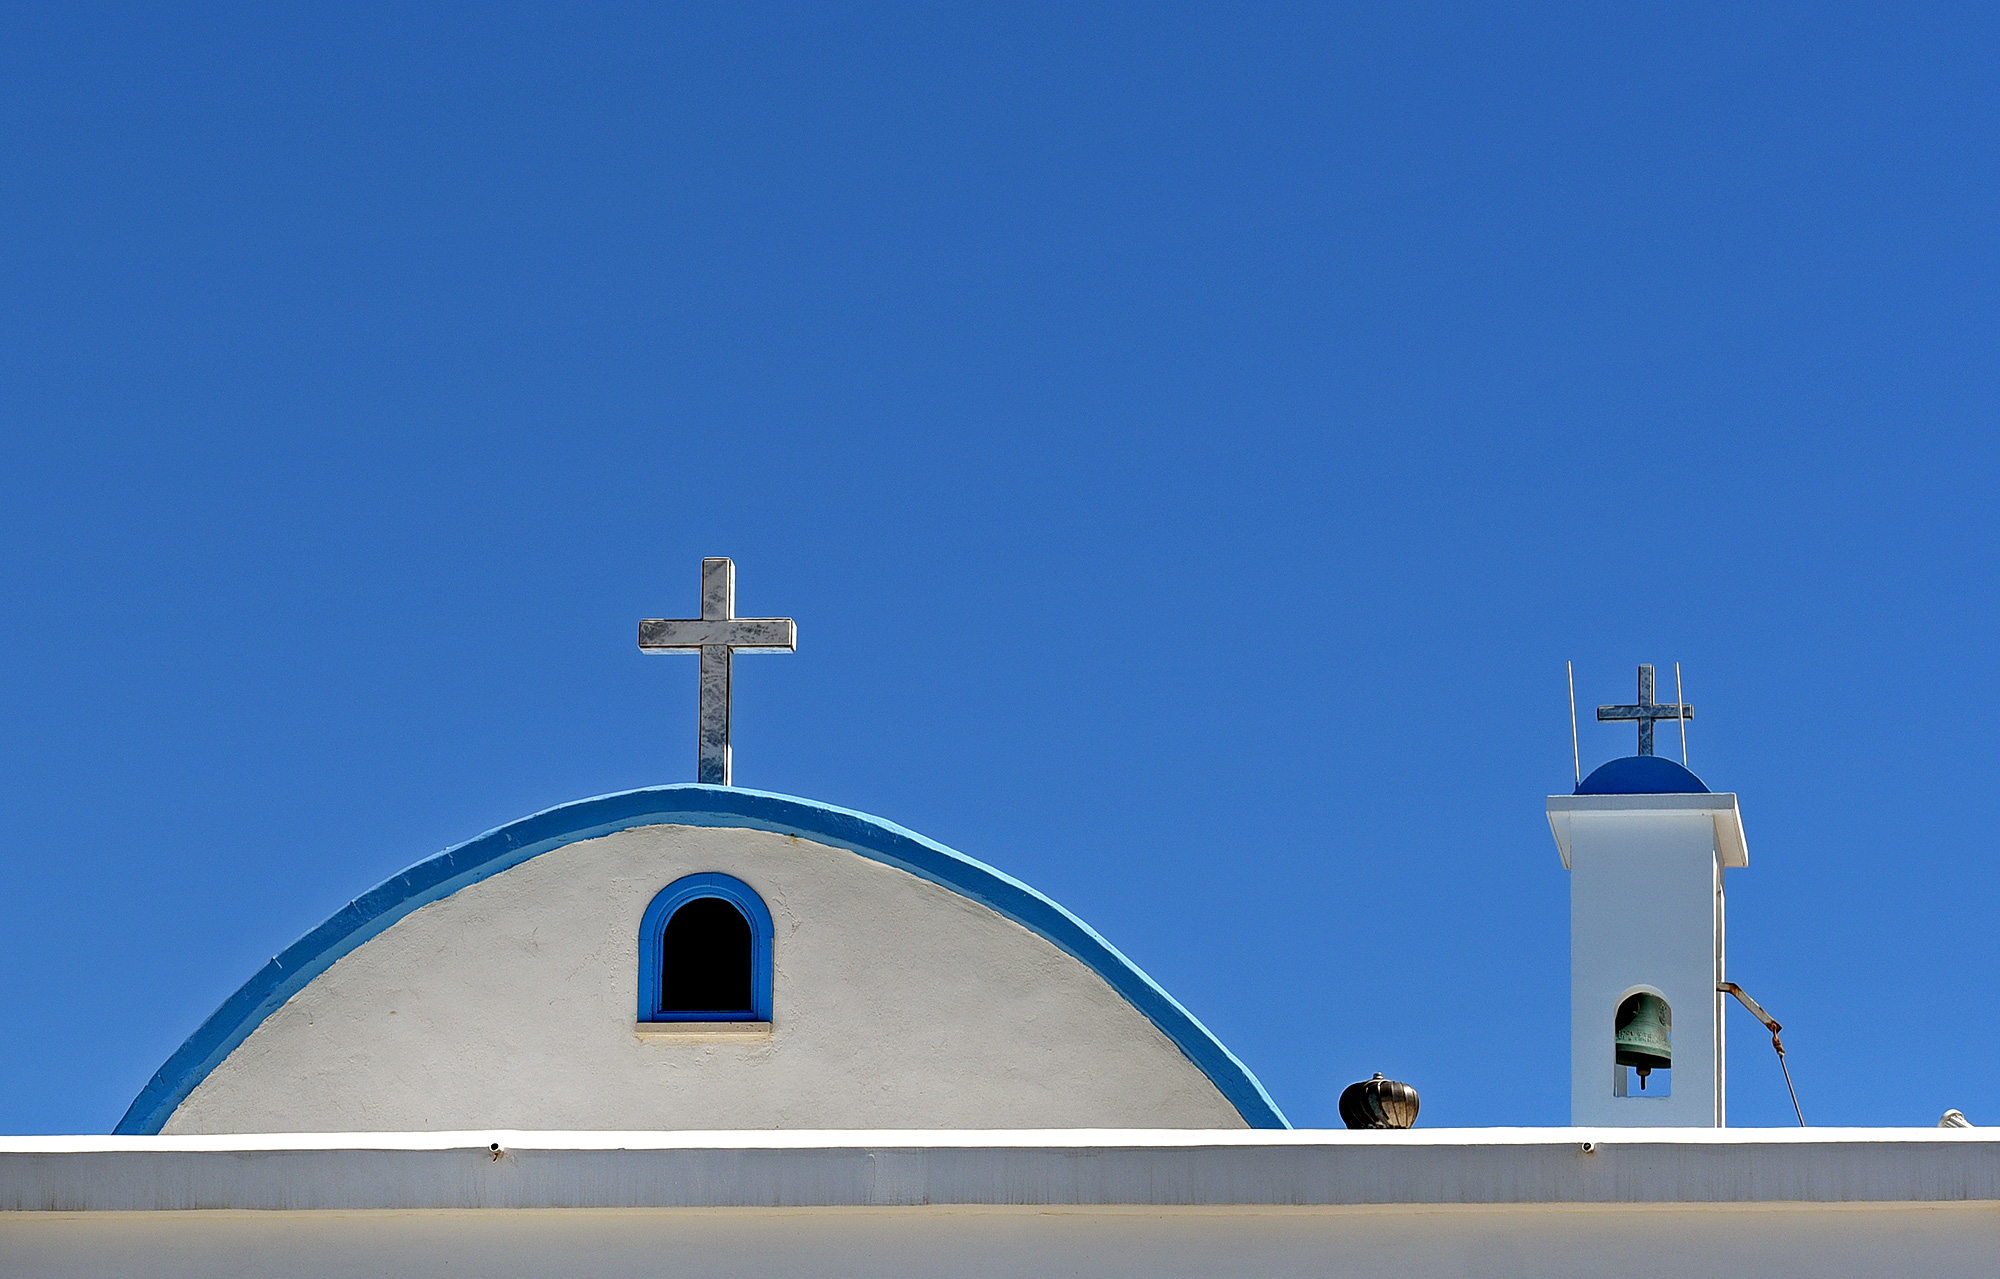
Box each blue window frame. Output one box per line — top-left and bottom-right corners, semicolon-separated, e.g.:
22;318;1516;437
638;873;773;1022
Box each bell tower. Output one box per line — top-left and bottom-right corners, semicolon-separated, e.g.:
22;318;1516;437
1547;667;1748;1127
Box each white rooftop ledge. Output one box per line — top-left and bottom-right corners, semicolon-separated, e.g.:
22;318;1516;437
1547;792;1749;868
3;1128;1993;1212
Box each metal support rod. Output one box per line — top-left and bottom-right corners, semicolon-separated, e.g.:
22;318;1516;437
1675;662;1689;767
1568;661;1581;786
1720;981;1804;1126
1775;1051;1804;1128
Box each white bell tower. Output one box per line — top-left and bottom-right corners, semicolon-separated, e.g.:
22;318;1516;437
1547;667;1748;1128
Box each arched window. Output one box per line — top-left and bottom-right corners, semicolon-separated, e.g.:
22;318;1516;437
638;873;773;1023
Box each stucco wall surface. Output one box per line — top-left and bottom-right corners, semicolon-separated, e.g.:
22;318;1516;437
4;1203;1996;1279
163;824;1244;1132
13;1129;1997;1210
1568;809;1725;1126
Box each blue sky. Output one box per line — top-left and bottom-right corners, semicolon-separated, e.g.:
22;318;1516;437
3;3;1996;1132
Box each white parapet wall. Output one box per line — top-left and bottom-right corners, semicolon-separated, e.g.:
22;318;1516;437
3;1129;1997;1279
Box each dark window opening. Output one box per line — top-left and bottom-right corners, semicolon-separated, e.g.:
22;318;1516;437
658;897;753;1014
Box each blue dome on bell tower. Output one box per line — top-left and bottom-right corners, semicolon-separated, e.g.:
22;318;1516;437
1575;755;1710;795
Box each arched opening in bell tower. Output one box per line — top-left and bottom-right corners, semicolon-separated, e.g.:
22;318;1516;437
1613;990;1672;1097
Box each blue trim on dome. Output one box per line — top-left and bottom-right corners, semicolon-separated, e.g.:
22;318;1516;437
1576;756;1711;795
116;785;1289;1134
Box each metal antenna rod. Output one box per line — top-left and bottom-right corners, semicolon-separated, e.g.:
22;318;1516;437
1720;982;1804;1127
1675;662;1689;767
1567;662;1581;786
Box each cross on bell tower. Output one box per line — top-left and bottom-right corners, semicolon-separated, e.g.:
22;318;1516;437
638;558;797;786
1596;664;1692;757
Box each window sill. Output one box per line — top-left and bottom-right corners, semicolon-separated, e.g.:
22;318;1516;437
634;1021;772;1039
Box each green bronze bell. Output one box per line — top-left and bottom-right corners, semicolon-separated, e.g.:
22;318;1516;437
1615;993;1672;1089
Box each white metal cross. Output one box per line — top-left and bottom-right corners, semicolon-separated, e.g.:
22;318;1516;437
638;558;797;785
